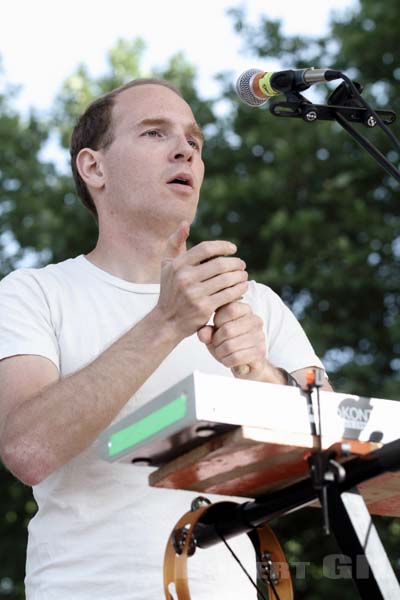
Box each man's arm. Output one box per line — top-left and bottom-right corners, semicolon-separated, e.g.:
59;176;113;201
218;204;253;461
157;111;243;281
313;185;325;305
0;310;183;486
0;224;248;485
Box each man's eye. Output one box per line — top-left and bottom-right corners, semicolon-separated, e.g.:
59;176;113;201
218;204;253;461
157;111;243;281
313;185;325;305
188;139;200;150
145;130;160;137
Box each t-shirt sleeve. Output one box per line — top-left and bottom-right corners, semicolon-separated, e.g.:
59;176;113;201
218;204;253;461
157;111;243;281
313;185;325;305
0;269;60;370
245;281;325;374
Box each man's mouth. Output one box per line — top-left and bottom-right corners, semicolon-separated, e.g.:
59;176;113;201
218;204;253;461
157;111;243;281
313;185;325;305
167;173;194;189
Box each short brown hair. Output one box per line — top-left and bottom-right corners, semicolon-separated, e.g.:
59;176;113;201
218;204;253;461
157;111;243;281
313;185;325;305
70;78;183;219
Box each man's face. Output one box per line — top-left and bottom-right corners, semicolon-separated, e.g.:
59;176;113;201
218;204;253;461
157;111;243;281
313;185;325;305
98;84;205;231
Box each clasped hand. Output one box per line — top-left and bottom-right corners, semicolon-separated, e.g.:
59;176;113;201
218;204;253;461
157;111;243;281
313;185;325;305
157;222;274;381
197;301;269;380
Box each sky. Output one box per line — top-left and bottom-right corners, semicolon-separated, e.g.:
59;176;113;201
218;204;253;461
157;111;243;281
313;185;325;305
0;0;357;115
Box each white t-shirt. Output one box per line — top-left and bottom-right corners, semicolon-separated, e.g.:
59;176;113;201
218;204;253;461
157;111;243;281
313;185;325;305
0;256;324;599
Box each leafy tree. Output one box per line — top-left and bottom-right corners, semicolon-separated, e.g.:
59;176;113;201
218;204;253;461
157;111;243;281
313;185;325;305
0;79;53;278
195;2;400;597
198;2;400;402
2;1;400;596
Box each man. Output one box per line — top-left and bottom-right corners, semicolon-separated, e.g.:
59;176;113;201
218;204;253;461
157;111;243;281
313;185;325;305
0;78;330;598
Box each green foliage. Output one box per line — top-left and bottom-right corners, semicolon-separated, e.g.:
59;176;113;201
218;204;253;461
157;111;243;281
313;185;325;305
197;1;400;400
1;2;400;596
53;37;147;150
0;463;35;598
0;90;52;276
198;4;400;596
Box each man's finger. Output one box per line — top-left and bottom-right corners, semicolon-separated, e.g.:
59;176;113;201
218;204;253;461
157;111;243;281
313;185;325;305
211;313;257;348
210;281;249;311
183;240;237;267
233;365;251;376
196;257;246;282
197;325;214;345
214;302;251;328
162;221;190;260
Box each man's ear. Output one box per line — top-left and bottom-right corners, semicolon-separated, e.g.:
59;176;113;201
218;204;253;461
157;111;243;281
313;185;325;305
76;148;105;191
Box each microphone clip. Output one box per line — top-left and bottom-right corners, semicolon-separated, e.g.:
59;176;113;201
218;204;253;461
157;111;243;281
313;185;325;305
269;82;396;127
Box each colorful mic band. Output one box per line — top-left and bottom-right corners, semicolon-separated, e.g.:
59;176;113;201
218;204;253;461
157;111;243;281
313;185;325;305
258;72;281;98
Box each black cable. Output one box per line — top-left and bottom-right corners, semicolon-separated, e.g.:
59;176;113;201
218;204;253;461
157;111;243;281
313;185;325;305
217;530;282;600
340;72;400;155
316;384;322;449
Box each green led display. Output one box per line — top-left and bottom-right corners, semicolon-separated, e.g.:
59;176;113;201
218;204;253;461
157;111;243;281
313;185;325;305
108;393;188;457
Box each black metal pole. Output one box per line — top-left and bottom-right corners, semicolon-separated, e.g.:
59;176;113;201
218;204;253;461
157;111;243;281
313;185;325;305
333;110;400;183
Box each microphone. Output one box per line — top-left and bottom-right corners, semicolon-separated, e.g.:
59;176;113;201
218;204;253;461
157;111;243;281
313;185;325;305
236;67;342;106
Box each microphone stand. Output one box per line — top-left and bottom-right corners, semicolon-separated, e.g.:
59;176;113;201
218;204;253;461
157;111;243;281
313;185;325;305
268;79;400;183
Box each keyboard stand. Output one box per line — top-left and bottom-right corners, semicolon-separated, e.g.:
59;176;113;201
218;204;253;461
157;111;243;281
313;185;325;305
187;438;400;600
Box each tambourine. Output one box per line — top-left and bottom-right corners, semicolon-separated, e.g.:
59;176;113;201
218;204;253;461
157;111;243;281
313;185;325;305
164;500;293;599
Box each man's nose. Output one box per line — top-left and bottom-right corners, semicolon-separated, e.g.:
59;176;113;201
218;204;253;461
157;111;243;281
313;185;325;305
169;134;194;162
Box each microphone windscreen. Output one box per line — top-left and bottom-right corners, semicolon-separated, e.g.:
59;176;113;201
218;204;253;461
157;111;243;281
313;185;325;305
236;69;268;107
